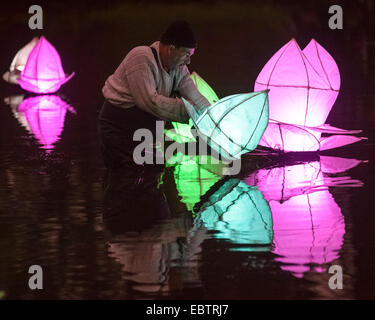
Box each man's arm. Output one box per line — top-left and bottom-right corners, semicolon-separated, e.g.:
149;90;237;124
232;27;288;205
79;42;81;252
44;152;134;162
126;61;190;123
177;66;211;113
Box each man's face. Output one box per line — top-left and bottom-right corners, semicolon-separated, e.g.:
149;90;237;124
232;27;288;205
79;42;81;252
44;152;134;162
168;45;195;70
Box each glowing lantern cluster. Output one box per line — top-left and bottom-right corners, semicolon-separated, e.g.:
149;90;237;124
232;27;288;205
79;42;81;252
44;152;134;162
254;39;364;152
3;37;74;93
183;90;269;159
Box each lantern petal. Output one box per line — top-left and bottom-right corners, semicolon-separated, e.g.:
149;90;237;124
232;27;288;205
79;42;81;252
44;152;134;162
259;120;365;152
259;122;321;152
319;135;366;151
303;39;340;91
305;123;362;135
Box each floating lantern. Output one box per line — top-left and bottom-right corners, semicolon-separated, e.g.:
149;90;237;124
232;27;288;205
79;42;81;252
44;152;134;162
254;39;364;152
17;36;74;94
16;95;75;150
2;37;38;84
183;90;269;159
245;156;364;277
166;72;219;144
196;178;273;251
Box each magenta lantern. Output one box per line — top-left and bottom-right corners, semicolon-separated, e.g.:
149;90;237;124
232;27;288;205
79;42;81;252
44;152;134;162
17;36;74;93
254;39;365;152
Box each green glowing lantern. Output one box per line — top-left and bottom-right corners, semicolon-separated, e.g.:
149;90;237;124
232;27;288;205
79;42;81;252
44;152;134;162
165;72;219;143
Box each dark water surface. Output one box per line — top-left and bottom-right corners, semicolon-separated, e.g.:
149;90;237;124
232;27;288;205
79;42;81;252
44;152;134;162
1;3;375;300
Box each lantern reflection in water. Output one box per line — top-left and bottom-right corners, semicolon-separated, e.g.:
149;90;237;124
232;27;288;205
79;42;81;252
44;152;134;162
195;178;274;252
245;156;364;277
5;95;75;151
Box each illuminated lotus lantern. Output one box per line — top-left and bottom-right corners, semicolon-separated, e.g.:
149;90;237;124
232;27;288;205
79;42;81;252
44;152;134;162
245;156;364;277
17;95;75;150
166;153;224;212
2;37;38;84
183;90;269;159
254;39;364;152
17;36;74;94
166;72;219;143
196;178;273;251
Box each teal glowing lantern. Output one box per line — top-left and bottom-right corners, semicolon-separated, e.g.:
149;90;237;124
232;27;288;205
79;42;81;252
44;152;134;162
183;90;269;159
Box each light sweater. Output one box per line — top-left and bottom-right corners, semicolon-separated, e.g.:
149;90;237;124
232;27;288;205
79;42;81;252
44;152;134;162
102;41;210;123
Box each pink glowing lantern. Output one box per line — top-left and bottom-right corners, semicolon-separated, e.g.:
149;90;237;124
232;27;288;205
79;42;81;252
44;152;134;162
17;36;74;93
245;156;364;278
254;39;365;152
17;95;75;150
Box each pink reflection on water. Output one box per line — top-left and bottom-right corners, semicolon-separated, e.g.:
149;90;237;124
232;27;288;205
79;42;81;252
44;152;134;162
254;39;364;151
17;95;75;150
17;36;74;94
245;156;364;278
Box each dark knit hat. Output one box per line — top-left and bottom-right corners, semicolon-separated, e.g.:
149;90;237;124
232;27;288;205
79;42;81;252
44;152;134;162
160;20;197;48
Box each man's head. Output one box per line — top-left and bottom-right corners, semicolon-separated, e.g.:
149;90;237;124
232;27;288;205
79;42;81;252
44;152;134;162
159;20;197;71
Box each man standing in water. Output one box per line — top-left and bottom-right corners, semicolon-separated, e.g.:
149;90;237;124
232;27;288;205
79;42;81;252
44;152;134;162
98;20;210;220
99;20;209;169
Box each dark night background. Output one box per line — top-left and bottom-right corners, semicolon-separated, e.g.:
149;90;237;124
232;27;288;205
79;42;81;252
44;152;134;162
0;0;374;300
